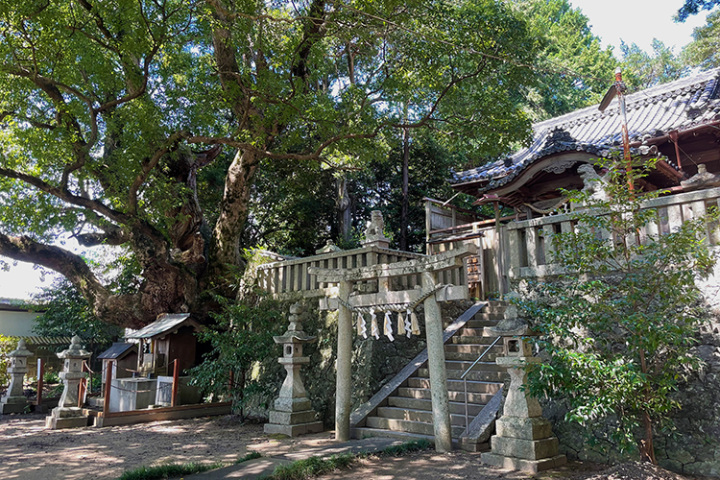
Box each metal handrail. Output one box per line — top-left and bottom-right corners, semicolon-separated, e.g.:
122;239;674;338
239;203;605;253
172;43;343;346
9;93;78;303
460;336;502;429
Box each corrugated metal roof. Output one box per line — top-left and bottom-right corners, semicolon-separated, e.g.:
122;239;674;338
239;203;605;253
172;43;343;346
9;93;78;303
452;68;720;191
98;342;137;360
125;313;196;339
14;336;73;346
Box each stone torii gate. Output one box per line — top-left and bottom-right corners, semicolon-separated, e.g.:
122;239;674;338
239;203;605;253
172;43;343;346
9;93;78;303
309;243;477;452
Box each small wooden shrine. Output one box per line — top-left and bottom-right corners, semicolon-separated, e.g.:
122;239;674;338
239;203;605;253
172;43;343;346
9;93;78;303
126;313;203;376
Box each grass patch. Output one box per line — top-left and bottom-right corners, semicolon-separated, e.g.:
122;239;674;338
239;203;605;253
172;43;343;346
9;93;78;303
117;461;222;480
262;453;356;480
236;451;263;464
380;438;432;456
260;439;432;480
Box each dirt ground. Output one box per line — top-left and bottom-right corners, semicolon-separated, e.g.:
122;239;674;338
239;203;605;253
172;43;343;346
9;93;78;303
0;413;268;480
0;413;697;480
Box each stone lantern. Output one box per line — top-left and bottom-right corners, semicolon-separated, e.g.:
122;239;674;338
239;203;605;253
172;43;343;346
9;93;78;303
46;335;91;429
264;303;324;436
481;294;566;473
0;339;33;414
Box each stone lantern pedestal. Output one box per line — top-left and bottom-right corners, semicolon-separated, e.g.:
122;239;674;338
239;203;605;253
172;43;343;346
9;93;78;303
481;298;566;473
46;336;91;429
264;303;324;437
0;339;33;414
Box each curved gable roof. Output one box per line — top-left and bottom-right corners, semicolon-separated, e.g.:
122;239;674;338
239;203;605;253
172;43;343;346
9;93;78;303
453;68;720;193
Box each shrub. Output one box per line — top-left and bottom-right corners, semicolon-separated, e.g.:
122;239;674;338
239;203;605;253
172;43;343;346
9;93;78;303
518;158;718;463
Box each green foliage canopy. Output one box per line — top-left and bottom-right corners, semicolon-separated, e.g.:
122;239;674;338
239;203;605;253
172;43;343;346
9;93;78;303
0;0;540;327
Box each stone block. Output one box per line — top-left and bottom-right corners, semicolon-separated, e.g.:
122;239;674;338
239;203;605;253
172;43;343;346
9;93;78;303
264;420;324;437
273;397;312;412
45;407;88;430
482;452;567;473
0;397;29;414
268;410;319;425
490;435;560;461
495;416;553;440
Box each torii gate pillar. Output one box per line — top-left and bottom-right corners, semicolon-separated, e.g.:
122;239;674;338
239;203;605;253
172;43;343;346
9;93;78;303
336;279;353;442
422;270;452;452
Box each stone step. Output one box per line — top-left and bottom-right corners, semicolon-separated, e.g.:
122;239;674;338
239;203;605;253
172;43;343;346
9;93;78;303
444;350;503;362
416;368;505;382
376;406;469;427
388;396;484;416
444;360;503;372
469;313;503;322
397;387;498;405
444;343;504;354
352;427;441;445
455;327;497;337
462;322;499;331
477;305;506;315
450;335;504;345
365;416;466;438
407;377;503;394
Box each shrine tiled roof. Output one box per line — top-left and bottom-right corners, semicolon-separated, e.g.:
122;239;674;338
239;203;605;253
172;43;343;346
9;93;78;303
452;68;720;191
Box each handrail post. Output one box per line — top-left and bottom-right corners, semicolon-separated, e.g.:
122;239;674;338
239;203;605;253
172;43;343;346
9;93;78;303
171;359;180;407
36;358;44;407
103;360;113;414
464;378;469;429
78;361;87;408
460;336;502;431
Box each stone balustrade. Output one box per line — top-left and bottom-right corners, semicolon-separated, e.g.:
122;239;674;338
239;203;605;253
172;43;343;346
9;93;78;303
255;246;464;298
505;186;720;280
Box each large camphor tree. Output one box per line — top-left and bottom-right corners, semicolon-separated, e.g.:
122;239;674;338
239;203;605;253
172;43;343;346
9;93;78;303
0;0;538;328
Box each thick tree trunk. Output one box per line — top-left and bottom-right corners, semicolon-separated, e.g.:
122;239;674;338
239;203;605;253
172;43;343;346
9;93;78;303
209;149;261;292
336;175;352;243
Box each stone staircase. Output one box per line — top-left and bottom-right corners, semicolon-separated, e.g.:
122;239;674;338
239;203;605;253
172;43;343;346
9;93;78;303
351;302;507;450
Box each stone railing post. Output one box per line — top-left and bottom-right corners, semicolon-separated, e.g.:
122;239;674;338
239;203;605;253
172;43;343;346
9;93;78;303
0;339;33;414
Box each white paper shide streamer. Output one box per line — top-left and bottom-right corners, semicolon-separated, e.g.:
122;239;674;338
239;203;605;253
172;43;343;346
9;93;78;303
383;311;394;341
357;312;367;339
370;310;380;339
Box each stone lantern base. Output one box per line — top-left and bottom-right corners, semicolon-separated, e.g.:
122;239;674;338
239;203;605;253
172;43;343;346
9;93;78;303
45;407;89;429
481;355;566;473
263;370;324;437
264;412;324;437
0;396;30;414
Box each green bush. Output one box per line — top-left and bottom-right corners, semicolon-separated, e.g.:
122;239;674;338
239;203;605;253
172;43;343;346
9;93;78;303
189;289;284;419
518;158;718;463
0;334;14;387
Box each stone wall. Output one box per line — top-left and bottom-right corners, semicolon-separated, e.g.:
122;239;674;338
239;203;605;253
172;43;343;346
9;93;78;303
247;297;468;428
540;309;720;478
